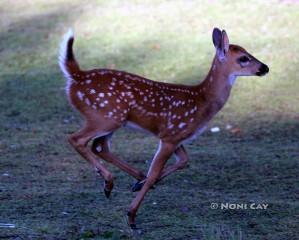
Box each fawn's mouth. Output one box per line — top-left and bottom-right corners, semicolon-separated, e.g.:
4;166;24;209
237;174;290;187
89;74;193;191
256;64;269;76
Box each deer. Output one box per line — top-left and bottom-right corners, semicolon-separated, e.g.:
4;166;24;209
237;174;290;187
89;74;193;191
59;27;269;229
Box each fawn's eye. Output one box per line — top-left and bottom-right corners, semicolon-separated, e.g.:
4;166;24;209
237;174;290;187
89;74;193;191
238;56;250;63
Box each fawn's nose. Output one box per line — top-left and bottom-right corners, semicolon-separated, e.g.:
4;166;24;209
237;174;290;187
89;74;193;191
256;64;269;76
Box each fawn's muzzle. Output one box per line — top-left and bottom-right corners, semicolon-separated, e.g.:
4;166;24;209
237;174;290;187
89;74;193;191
256;64;269;76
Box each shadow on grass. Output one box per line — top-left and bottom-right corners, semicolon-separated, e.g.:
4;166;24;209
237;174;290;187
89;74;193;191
0;1;84;50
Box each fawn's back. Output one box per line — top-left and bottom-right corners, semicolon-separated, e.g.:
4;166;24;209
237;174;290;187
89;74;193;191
68;68;206;142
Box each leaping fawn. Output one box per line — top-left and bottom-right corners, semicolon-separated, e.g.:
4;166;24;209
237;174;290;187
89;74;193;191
59;27;269;229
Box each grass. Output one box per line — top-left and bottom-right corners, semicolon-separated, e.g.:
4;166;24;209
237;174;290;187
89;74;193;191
1;0;299;239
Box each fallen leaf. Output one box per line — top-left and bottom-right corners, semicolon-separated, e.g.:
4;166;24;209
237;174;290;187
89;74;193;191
230;127;241;135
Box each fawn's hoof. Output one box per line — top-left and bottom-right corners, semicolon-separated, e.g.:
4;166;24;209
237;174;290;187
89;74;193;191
127;212;137;229
126;212;143;234
104;188;111;198
131;180;144;192
131;180;155;192
129;223;137;230
104;180;113;198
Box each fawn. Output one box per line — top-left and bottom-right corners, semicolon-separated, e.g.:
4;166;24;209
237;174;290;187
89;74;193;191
59;27;269;229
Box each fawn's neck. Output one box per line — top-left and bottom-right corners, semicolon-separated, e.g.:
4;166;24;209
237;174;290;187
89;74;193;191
198;57;236;109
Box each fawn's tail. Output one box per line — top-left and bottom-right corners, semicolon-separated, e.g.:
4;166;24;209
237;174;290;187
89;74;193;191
58;29;81;81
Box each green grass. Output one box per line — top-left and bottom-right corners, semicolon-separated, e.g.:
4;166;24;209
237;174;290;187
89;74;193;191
1;0;299;239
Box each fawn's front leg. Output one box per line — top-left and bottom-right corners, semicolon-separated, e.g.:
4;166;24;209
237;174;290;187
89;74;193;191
127;141;176;229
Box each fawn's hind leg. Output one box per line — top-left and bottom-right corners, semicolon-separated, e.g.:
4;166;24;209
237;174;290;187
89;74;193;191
91;135;146;181
68;122;117;198
157;145;188;181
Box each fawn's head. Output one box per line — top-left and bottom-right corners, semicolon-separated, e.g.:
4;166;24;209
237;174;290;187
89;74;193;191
212;27;269;77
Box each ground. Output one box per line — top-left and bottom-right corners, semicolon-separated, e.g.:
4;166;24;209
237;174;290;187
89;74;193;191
0;0;298;239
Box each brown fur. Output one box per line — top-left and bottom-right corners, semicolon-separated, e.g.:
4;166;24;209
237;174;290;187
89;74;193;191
59;28;269;228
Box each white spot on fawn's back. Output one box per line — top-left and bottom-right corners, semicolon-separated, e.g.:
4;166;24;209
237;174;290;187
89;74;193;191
77;91;84;101
85;98;91;105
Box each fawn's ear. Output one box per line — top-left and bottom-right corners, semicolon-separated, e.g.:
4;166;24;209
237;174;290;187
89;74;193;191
221;30;229;54
212;28;230;62
212;28;222;49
